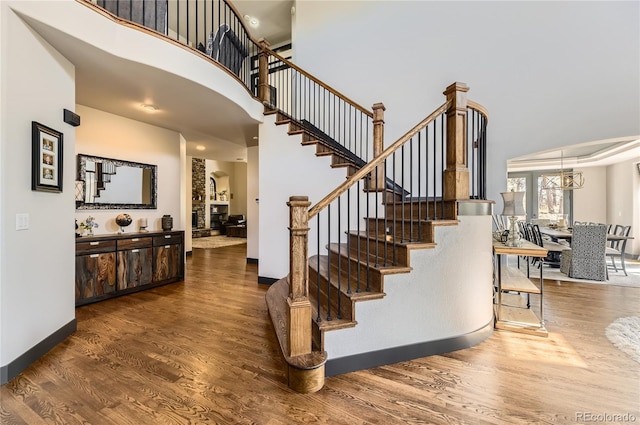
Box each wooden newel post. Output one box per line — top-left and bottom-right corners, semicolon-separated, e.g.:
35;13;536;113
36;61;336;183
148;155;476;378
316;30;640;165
287;196;312;357
258;39;271;107
372;102;386;191
443;82;470;201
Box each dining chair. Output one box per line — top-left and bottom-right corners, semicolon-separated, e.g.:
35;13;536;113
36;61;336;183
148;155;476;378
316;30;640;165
530;224;565;268
606;225;631;276
560;224;608;281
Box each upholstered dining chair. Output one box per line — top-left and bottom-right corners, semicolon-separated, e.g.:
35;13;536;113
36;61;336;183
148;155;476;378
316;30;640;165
560;224;608;281
606;225;631;276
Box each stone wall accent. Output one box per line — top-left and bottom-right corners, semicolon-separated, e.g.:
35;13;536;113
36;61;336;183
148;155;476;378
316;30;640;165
192;158;206;229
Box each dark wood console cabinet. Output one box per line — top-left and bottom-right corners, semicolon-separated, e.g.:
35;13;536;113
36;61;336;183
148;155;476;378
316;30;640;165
75;231;184;306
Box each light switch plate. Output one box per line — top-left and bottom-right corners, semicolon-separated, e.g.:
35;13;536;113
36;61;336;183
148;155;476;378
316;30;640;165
16;213;29;230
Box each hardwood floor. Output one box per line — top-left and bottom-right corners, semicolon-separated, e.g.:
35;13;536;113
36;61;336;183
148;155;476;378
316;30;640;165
1;245;638;424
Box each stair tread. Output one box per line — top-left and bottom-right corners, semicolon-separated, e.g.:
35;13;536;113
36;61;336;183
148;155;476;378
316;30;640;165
327;243;412;274
309;255;386;300
348;230;437;249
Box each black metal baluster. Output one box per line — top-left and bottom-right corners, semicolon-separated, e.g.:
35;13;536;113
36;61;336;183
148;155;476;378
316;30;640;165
347;187;352;294
409;136;414;242
417;131;422;242
425;124;429;221
356;179;361;293
316;217;321;322
365;176;371;292
401;145;405;243
326;204;332;321
336;196;342;320
392;153;397;266
440;115;445;219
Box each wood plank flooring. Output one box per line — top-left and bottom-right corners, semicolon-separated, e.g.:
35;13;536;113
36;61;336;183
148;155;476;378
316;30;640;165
1;245;639;424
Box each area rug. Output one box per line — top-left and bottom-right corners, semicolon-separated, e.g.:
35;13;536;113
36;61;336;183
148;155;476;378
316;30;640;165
192;235;246;249
510;258;640;288
605;316;640;363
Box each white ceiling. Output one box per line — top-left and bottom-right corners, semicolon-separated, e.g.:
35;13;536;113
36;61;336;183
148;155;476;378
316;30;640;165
23;1;638;168
508;136;640;171
20;0;293;162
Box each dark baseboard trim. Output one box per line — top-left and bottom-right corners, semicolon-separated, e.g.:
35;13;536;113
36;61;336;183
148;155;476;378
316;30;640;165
1;318;77;385
325;320;493;377
186;250;193;257
247;258;258;264
258;276;278;285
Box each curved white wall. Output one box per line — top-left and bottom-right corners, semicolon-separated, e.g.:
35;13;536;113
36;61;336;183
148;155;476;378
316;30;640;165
10;0;263;124
325;216;493;360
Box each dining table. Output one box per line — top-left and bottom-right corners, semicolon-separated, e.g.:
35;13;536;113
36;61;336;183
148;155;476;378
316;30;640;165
538;226;634;274
539;226;633;244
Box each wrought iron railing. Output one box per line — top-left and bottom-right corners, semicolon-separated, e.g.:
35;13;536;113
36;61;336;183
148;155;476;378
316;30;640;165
87;0;375;165
293;84;489;325
257;49;374;163
467;101;489;200
94;0;260;91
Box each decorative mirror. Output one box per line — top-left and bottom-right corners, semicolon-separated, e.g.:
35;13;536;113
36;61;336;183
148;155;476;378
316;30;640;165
76;154;157;209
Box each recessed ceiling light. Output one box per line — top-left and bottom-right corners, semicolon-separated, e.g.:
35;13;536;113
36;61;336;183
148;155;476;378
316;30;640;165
252;136;258;140
243;14;259;27
141;103;159;112
196;145;206;151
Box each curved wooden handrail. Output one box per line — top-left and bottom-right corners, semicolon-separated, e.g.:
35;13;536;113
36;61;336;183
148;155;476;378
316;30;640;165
468;100;489;122
262;47;374;118
308;100;451;219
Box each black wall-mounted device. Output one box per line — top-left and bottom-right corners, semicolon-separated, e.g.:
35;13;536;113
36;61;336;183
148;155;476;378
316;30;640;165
63;109;81;127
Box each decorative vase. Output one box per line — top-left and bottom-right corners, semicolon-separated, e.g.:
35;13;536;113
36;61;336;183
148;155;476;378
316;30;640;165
162;215;173;231
115;213;133;233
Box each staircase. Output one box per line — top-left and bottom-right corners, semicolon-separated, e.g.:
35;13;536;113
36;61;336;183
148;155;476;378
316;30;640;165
264;81;490;393
78;0;491;398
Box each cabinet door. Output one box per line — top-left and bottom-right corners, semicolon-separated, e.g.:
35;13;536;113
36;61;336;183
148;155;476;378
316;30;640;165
75;252;116;301
117;248;153;290
153;244;183;282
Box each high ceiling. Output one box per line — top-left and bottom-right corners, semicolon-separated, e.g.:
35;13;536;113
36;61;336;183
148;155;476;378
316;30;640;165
233;0;293;47
20;0;293;163
21;1;638;167
508;136;640;171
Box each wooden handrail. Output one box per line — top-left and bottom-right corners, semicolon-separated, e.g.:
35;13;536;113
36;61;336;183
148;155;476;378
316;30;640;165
308;100;451;219
261;47;374;118
468;100;490;122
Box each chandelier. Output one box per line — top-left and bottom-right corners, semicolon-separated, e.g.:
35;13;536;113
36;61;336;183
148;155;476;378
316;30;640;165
541;151;584;190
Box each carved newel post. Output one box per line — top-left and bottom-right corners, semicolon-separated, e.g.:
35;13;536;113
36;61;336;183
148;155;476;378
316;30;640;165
443;82;470;201
372;102;386;191
258;38;272;107
287;196;312;357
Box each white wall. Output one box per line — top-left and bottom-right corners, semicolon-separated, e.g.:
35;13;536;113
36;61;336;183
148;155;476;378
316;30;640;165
572;166;607;224
293;1;640;206
233;162;247;218
1;3;76;370
325;216;493;359
247;146;259;260
258;114;349;279
75;105;183;234
607;159;640;256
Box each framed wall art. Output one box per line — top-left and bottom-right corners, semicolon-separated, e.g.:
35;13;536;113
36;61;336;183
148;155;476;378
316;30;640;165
32;121;63;193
